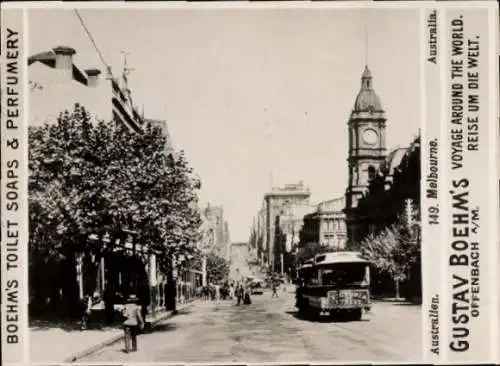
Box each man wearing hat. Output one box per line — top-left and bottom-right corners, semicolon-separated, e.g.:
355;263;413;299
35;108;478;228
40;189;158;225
122;294;145;352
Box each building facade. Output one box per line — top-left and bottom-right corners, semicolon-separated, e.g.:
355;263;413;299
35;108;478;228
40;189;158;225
29;46;143;131
203;204;230;259
300;197;347;250
274;202;316;274
348;137;421;246
224;222;231;261
255;204;268;265
262;181;311;272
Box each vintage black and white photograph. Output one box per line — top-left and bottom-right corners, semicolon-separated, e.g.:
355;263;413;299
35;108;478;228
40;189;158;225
27;5;422;363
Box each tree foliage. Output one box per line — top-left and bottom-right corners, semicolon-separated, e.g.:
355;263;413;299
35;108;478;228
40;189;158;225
206;251;230;284
360;221;420;284
29;103;202;296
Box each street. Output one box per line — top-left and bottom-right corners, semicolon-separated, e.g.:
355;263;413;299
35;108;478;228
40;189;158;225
81;290;422;363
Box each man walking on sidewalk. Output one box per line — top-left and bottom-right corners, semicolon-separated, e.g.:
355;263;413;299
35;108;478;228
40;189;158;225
122;294;144;353
271;281;279;298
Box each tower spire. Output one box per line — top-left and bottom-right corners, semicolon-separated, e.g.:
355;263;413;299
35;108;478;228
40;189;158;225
364;25;368;66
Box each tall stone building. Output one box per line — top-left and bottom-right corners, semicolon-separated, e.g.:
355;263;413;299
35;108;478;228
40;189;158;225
224;221;231;261
247;205;268;268
274;202;316;274
344;66;388;246
203;204;229;258
263;181;311;272
300;197;347;250
256;205;267;264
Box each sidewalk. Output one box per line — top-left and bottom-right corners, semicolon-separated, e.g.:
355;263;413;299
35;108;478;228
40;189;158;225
30;300;198;364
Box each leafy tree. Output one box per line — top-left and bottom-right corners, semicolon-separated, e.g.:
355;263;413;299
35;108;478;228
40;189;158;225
360;221;420;299
205;251;230;284
29;103;201;310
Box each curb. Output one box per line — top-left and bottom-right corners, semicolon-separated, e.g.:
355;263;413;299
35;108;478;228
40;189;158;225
64;300;198;363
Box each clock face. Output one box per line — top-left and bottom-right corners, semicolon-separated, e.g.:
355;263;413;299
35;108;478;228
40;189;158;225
362;129;378;145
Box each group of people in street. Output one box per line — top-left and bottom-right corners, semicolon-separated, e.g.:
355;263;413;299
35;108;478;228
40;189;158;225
235;283;252;305
198;283;232;301
197;281;252;306
118;275;286;352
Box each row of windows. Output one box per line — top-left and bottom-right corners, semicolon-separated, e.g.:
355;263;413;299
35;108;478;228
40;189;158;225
320;238;346;249
321;219;346;232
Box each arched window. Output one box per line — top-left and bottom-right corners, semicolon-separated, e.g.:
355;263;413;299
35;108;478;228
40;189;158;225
368;165;376;181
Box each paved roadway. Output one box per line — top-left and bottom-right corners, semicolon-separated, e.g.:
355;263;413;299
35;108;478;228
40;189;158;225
82;290;422;363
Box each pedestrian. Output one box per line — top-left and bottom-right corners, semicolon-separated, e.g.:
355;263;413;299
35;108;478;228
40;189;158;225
272;281;279;298
122;294;144;353
244;288;252;305
80;295;92;330
236;285;244;306
229;284;235;300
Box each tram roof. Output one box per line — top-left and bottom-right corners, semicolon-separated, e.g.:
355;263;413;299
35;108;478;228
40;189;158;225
314;251;368;265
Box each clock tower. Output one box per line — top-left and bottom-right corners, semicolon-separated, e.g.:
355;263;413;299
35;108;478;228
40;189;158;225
345;65;387;211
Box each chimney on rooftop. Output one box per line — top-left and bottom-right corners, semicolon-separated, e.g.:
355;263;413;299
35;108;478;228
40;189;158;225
85;68;101;87
53;46;76;80
53;46;76;70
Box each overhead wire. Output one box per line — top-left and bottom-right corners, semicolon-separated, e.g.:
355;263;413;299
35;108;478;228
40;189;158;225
73;8;112;76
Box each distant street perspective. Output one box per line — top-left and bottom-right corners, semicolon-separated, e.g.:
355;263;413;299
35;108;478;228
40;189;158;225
27;8;422;364
82;284;421;363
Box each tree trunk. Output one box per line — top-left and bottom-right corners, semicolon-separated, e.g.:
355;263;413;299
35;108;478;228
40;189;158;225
394;278;401;300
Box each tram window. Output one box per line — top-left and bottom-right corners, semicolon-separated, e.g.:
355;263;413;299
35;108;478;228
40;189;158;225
307;268;319;285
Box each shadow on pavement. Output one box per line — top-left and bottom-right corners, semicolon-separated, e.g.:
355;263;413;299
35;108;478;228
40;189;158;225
144;322;178;334
175;308;193;316
388;302;421;307
30;316;122;332
372;297;422;305
285;310;369;323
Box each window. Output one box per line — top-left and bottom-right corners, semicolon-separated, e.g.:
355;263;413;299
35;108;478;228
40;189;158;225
319;264;367;286
368;165;376;181
307;268;320;286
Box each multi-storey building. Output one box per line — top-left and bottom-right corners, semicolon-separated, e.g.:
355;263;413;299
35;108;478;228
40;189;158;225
263;181;311;272
300;197;347;251
203;204;226;257
248;204;268;267
274;202;316;274
224;221;231;261
29;46;143;131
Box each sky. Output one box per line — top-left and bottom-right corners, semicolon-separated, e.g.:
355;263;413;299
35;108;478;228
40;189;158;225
28;6;421;242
